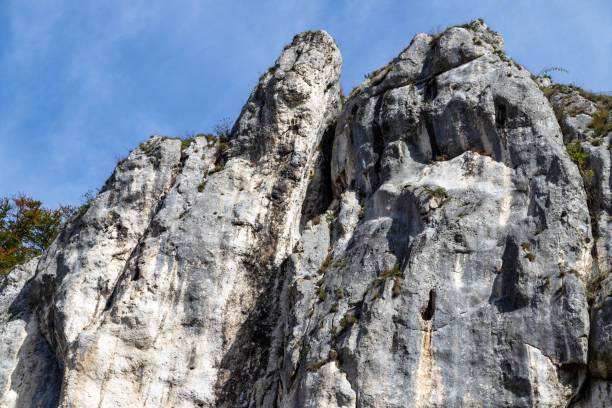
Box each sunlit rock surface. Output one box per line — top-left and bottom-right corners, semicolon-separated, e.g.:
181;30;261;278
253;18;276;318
0;21;609;407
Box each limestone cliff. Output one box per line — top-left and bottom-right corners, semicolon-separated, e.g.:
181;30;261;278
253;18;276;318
1;21;610;407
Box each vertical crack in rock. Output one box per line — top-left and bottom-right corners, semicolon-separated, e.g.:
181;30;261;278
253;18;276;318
415;294;441;407
299;123;336;231
421;289;436;321
495;101;507;128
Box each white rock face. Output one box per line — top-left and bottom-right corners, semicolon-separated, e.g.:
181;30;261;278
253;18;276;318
0;257;60;408
26;30;341;408
0;21;610;407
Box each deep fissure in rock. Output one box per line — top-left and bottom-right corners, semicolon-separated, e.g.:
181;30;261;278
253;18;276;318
495;102;507;128
421;289;436;321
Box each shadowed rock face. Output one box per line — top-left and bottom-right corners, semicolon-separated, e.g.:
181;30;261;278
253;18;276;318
0;257;61;408
0;21;610;407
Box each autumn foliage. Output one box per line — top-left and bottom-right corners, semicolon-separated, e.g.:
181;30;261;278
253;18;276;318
0;195;76;275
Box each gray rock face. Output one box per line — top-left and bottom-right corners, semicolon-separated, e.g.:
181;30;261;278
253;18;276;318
545;82;612;388
574;380;612;408
278;20;595;408
0;257;60;408
0;21;610;407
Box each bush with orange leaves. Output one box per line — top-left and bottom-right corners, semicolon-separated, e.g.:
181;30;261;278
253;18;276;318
0;195;77;275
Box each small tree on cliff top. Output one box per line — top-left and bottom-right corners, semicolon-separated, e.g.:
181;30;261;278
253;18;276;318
0;195;76;275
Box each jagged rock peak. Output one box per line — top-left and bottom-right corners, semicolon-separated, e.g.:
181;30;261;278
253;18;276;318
231;29;342;162
1;21;611;408
343;19;504;106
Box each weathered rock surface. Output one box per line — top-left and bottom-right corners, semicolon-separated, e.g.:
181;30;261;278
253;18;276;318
0;257;60;408
545;81;612;398
574;380;612;408
0;21;610;407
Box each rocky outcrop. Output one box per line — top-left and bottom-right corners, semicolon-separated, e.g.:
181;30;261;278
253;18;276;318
27;30;341;408
0;257;60;407
543;80;612;401
0;21;610;407
273;20;600;407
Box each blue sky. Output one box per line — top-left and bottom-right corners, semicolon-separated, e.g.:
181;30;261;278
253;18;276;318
1;0;611;208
